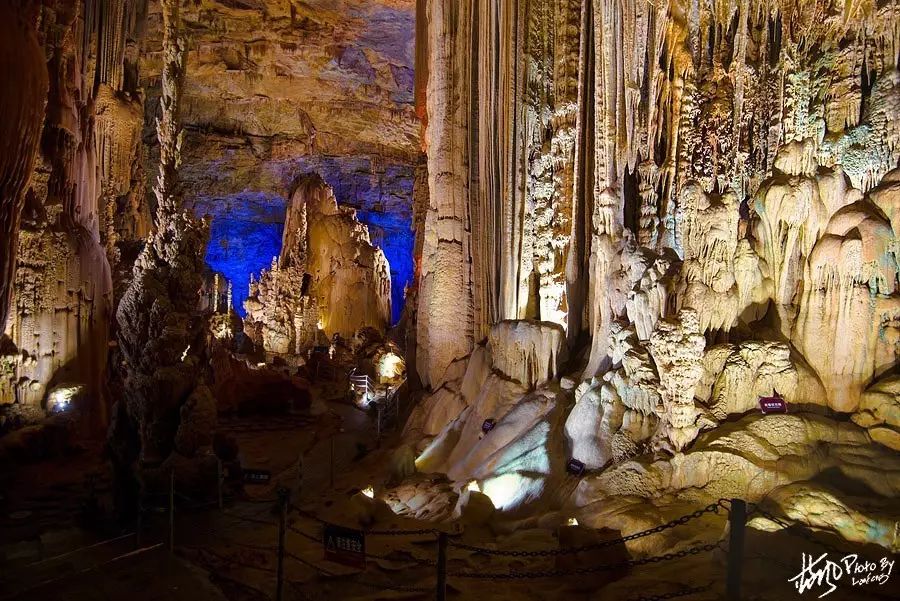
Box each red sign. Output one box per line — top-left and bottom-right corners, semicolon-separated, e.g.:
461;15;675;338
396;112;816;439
323;524;366;569
759;395;787;414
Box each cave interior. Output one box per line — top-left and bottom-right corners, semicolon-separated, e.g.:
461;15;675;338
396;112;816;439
1;0;899;600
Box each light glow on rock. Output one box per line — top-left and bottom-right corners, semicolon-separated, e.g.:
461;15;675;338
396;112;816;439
376;351;405;381
47;385;82;413
481;473;532;511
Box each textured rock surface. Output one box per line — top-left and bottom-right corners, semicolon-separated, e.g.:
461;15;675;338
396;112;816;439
403;0;900;555
140;0;420;323
0;0;47;332
113;0;214;468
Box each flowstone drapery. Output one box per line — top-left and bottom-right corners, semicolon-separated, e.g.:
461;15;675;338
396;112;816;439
404;0;900;551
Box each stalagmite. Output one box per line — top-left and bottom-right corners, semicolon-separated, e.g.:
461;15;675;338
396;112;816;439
113;0;213;469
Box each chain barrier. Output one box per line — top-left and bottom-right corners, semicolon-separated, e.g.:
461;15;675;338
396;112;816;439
286;523;438;566
221;510;277;528
291;504;441;537
625;582;715;601
284;551;432;593
446;502;723;557
448;542;722;579
749;505;849;556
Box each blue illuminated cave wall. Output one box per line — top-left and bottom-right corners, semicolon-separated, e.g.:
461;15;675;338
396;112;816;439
355;210;415;324
279;157;416;325
188;193;287;316
187;159;416;325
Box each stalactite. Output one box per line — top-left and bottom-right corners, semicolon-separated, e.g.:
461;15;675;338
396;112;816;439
416;0;476;389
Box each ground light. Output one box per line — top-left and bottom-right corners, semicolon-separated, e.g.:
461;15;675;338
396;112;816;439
361;485;375;499
46;385;83;413
567;517;579;526
376;351;405;380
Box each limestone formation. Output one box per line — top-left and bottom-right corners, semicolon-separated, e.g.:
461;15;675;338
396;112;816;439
113;0;213;468
0;0;47;332
245;174;392;351
405;0;900;554
2;1;900;586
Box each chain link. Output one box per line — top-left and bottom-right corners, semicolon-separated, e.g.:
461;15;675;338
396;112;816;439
749;506;847;555
291;504;441;536
285;552;431;592
221;510;276;528
448;542;722;579
287;523;438;566
446;503;722;557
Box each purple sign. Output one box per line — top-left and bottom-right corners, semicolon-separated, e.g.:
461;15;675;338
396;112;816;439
482;419;496;434
566;459;586;477
759;393;787;414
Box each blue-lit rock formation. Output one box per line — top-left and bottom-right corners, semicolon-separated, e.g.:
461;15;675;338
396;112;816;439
188;193;287;316
186;159;415;324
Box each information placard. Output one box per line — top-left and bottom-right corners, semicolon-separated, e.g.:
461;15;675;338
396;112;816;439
566;458;586;477
323;524;366;569
243;469;272;484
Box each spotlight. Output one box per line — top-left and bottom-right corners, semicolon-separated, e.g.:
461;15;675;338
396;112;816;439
566;517;578;526
47;385;82;413
361;485;375;499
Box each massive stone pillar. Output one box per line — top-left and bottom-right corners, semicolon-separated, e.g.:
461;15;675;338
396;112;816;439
416;0;476;389
114;0;213;469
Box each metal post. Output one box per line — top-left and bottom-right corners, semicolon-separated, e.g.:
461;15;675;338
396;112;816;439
329;436;335;489
436;531;447;601
217;458;224;510
275;487;290;601
376;403;382;448
136;495;143;548
169;469;175;553
726;498;746;601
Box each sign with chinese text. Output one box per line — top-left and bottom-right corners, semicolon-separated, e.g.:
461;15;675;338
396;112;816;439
566;458;586;477
759;393;787;414
323;524;366;569
242;469;271;484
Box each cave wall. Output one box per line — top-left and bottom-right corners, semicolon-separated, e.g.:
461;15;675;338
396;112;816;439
0;0;47;336
2;0;150;427
417;0;900;400
406;0;900;538
140;0;421;317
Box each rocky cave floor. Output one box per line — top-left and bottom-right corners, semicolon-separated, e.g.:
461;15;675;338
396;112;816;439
1;368;897;601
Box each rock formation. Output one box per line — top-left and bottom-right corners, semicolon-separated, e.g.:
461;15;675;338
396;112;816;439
0;0;47;332
112;0;213;470
403;0;900;554
244;174;392;350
